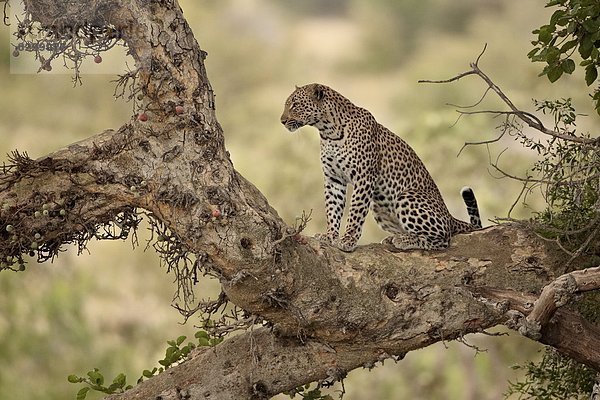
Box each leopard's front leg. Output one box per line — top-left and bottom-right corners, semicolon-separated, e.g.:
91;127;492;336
321;173;347;244
336;177;373;252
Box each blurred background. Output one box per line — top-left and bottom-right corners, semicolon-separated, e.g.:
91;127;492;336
0;1;598;399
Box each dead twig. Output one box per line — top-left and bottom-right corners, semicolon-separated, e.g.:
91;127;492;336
419;44;598;145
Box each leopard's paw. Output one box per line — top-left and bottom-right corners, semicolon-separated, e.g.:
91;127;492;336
333;236;357;252
314;232;335;244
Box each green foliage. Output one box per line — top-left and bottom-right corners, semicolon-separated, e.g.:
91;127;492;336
501;103;600;397
530;0;600;113
531;100;598;213
504;96;599;253
506;350;596;399
66;369;131;399
506;18;600;400
501;6;600;397
68;330;223;399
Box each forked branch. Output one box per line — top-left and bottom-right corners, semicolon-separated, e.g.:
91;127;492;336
419;45;598;145
519;266;600;340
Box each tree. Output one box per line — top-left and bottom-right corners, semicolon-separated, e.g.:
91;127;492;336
1;1;599;399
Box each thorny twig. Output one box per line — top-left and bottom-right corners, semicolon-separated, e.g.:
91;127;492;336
2;0;9;26
457;333;488;354
272;209;312;246
173;291;229;324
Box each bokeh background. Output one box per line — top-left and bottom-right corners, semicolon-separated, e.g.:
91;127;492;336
0;1;598;399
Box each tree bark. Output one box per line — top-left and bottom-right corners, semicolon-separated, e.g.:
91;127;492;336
2;1;598;399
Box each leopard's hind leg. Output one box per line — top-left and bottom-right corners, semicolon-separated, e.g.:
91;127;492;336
374;189;453;251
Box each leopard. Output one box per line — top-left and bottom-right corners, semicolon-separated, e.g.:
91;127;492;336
280;83;482;252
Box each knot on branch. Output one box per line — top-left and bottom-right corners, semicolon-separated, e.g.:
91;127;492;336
251;381;269;399
383;283;400;300
518;317;542;341
505;310;525;330
553;274;578;308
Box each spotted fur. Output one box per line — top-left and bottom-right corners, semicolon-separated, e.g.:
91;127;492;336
280;83;482;252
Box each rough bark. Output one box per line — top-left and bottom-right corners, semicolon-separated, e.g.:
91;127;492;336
2;1;598;399
518;267;600;340
102;226;595;400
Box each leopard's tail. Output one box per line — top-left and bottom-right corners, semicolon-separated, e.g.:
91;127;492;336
452;186;482;234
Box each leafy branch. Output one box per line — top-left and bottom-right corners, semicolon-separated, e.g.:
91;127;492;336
68;329;224;399
529;0;600;113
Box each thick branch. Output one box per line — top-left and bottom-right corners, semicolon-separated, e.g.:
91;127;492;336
6;2;600;399
103;225;599;399
106;328;377;400
472;286;600;371
521;266;600;340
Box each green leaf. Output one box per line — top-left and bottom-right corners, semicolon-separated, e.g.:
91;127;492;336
561;59;576;74
112;373;126;388
87;369;104;386
165;346;178;359
547;66;564;82
550;9;565;25
583;18;599;33
142;369;155;378
560;40;578;53
195;330;209;340
579;36;593;59
76;387;90;400
198;337;210;347
585;65;598;86
167;340;176;346
527;47;540;59
544;46;560;63
107;383;122;394
538;25;554;44
176;335;186;345
67;375;82;383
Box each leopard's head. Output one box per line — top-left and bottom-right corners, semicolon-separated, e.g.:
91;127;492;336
280;83;331;132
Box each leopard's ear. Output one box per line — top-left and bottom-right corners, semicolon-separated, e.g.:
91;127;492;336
311;84;326;101
295;84;300;90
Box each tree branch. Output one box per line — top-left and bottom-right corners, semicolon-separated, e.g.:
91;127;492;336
103;225;600;399
520;266;600;340
471;286;600;371
419;45;598;145
5;2;600;399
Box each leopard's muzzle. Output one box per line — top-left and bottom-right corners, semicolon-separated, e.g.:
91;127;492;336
281;117;304;132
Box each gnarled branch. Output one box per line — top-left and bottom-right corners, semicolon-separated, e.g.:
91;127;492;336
4;2;600;399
